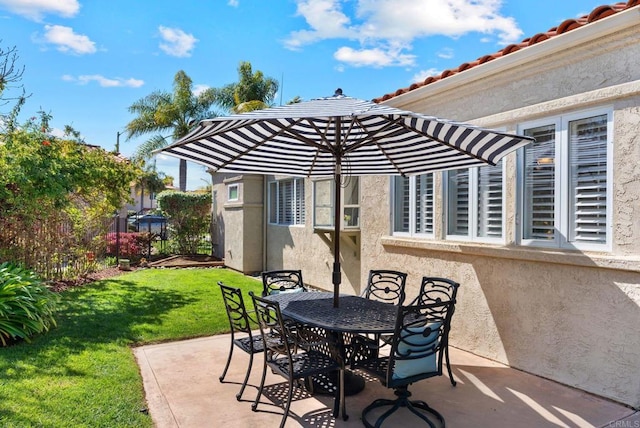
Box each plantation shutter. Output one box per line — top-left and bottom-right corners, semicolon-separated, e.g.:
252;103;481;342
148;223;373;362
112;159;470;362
269;182;278;223
415;174;434;234
294;178;305;225
279;180;293;224
393;176;410;233
523;124;556;240
477;162;503;238
447;169;469;235
569;114;607;243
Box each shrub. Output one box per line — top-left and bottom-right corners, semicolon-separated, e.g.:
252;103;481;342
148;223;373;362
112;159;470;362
0;262;59;346
157;191;211;254
105;232;144;258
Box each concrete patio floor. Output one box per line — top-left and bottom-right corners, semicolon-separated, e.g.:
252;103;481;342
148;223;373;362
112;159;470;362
134;334;638;428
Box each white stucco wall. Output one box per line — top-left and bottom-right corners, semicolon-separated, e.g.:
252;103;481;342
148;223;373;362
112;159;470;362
365;10;640;408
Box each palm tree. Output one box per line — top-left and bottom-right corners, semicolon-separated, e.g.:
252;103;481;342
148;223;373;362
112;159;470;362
125;70;217;191
212;61;279;114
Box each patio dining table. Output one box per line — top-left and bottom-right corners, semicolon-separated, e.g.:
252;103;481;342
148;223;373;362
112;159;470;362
265;291;399;398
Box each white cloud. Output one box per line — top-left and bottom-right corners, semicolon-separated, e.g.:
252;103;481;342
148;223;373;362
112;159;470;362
227;0;239;6
0;0;79;21
334;45;414;67
285;0;524;67
412;67;442;83
437;47;454;59
193;84;210;96
64;74;144;88
43;25;96;54
158;26;198;57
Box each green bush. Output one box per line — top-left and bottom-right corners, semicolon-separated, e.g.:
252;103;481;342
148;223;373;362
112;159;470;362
0;262;59;346
157;191;211;254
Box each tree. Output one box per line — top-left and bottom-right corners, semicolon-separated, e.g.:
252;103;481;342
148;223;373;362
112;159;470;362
0;42;25;106
212;61;279;114
134;163;168;214
125;70;218;191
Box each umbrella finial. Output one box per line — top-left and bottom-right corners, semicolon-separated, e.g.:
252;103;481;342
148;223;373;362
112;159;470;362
334;88;343;96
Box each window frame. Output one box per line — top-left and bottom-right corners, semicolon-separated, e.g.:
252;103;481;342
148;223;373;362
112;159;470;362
312;177;360;230
444;162;507;244
391;174;435;238
227;184;239;202
516;106;613;251
268;177;306;226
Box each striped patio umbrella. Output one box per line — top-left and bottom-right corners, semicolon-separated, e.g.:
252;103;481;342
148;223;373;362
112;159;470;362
157;89;534;307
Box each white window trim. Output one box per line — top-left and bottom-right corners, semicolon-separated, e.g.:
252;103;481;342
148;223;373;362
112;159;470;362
227;184;239;202
268;178;305;227
391;175;435;239
444;164;507;244
516;106;613;252
312;177;360;230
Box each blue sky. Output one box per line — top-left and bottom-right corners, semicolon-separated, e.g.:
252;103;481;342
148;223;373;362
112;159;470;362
1;0;603;190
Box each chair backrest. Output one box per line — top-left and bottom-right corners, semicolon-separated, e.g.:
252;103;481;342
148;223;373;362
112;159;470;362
218;281;253;335
362;270;407;305
261;270;306;296
386;300;454;387
249;292;296;360
411;277;460;308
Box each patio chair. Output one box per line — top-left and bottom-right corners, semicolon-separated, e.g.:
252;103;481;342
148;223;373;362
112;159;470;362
350;300;455;428
249;292;346;427
347;269;408;359
409;277;460;386
361;269;408;305
217;281;265;401
261;269;306;296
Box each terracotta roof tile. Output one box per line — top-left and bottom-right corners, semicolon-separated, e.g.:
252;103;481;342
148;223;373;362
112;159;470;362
373;2;638;103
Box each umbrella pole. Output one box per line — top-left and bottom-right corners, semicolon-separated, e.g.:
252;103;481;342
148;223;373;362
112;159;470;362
333;165;341;308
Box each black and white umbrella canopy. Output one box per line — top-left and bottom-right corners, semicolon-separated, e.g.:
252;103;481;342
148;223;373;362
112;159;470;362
157;90;534;307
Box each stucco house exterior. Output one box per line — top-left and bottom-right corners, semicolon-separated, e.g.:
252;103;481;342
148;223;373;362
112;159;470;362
210;2;640;408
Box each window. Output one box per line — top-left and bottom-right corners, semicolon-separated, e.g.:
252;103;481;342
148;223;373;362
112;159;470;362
268;178;305;225
446;162;505;242
392;174;434;236
518;108;611;250
313;177;360;229
227;184;239;201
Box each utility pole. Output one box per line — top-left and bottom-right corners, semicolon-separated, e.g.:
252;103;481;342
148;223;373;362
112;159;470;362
116;131;123;153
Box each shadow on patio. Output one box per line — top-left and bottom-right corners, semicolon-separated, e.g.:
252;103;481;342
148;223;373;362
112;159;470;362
134;334;638;428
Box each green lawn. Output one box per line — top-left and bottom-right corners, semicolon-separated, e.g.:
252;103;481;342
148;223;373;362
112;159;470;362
0;268;262;428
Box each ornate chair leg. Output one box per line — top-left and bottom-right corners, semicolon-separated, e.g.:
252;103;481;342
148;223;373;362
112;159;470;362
237;351;254;400
445;347;456;386
251;360;268;412
279;377;295;428
219;341;234;383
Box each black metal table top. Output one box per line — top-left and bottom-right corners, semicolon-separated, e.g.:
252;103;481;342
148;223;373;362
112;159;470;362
266;292;398;334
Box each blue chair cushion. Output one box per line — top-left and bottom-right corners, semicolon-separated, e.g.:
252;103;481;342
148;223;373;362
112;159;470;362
392;322;441;380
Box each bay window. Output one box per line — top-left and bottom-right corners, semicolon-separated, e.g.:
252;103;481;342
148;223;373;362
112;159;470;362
313;177;360;229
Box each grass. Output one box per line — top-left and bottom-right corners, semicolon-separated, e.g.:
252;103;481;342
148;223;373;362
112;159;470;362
0;267;262;428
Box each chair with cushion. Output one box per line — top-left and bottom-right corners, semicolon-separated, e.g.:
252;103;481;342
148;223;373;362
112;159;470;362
249;292;346;427
350;300;455;428
218;281;264;401
261;269;306;296
409;277;460;386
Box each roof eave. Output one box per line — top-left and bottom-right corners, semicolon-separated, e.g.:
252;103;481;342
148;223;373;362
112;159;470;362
382;6;640;108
